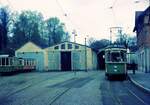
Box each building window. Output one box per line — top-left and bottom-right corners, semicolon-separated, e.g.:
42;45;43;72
54;46;59;50
144;16;149;24
75;45;79;49
68;44;72;49
61;44;65;49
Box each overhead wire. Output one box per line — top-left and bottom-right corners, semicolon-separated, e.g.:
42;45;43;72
111;8;117;26
55;0;80;36
55;0;66;16
112;0;117;7
109;0;118;26
109;0;123;43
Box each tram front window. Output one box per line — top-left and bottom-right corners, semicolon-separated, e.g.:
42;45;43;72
111;52;120;62
109;52;126;62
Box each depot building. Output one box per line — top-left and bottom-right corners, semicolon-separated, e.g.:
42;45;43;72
15;41;98;71
15;42;45;71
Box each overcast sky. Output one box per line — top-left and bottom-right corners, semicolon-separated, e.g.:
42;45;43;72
0;0;149;44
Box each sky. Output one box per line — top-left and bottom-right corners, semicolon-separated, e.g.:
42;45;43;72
0;0;149;44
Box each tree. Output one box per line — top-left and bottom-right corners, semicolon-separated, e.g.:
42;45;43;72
0;7;10;52
115;34;137;52
126;36;137;52
11;11;47;49
89;38;110;51
46;17;67;45
88;37;95;46
114;33;128;48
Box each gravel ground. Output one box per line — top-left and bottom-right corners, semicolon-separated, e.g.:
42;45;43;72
0;71;103;105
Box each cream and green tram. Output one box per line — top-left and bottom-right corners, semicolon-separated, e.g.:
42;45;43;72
105;45;127;79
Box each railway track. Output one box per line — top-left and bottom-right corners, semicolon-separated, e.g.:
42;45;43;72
0;72;72;105
123;81;150;105
48;73;97;105
1;71;148;105
12;72;95;105
101;79;150;105
48;87;71;105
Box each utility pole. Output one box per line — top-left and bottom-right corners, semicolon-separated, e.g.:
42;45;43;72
72;29;77;43
110;28;112;45
85;37;87;72
74;34;77;43
72;29;77;75
149;0;150;21
84;35;89;72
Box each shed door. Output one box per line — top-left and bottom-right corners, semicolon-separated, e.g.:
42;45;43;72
72;51;81;70
61;52;71;71
48;51;60;70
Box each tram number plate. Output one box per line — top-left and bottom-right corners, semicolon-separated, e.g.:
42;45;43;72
114;69;117;72
113;65;118;72
114;65;117;68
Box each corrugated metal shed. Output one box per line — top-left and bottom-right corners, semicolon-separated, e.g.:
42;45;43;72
15;41;98;71
44;41;98;71
15;41;45;71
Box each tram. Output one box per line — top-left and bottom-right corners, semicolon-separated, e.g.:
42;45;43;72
0;55;36;75
105;45;127;79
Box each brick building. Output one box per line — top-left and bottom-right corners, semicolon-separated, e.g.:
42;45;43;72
133;6;150;72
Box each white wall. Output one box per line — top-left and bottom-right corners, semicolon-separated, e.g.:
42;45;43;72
137;47;150;73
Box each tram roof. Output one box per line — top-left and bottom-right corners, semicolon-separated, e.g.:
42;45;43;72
105;44;126;49
98;44;126;54
0;55;9;57
104;44;127;51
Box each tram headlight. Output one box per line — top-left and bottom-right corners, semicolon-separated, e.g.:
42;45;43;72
114;65;117;68
114;69;117;72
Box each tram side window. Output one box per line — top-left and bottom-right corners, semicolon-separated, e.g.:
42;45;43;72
106;52;111;62
19;59;23;65
32;60;35;66
27;60;29;66
1;58;9;65
6;58;9;65
10;58;13;65
121;51;126;61
2;58;5;65
30;60;32;66
24;60;26;66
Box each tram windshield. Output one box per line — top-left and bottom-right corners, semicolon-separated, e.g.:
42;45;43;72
106;51;126;62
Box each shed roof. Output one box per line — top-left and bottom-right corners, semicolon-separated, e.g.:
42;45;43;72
45;41;93;49
16;41;97;53
48;41;91;48
16;41;43;52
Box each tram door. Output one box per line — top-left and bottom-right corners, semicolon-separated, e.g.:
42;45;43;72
61;52;71;71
